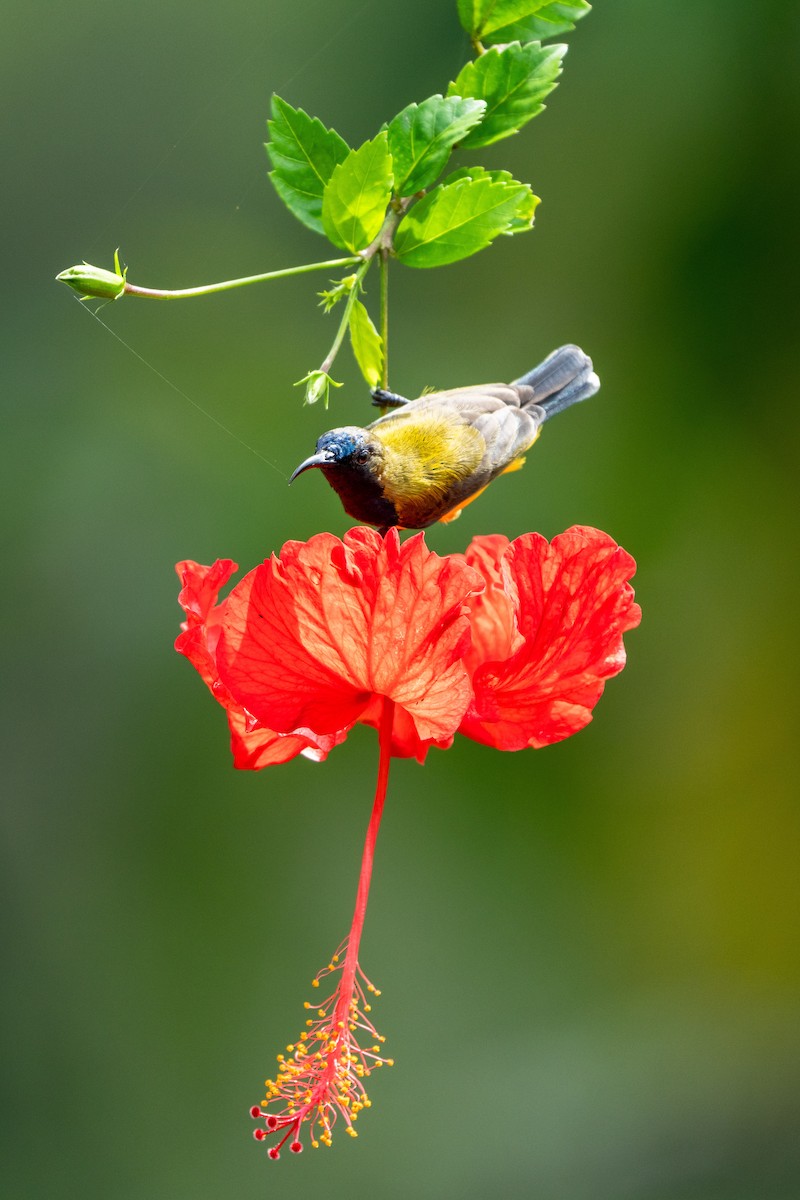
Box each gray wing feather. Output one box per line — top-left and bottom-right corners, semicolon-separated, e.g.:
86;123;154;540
471;404;542;473
368;383;522;428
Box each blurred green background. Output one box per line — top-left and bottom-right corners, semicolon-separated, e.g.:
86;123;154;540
4;2;799;1196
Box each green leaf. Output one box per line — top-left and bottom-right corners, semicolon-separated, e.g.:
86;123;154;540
485;2;591;44
393;174;536;268
458;0;582;39
321;132;394;253
457;0;478;33
266;95;350;235
441;167;539;233
386;94;486;196
348;296;383;388
448;41;565;148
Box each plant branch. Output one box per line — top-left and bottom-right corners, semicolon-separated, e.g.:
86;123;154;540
122;255;361;300
379;249;389;390
318;258;372;376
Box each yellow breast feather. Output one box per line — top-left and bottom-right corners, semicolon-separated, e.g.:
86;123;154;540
374;415;485;512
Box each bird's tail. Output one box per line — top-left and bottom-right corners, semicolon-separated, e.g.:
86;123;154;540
513;344;600;421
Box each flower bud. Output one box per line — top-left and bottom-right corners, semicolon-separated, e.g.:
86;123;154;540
294;369;342;408
56;251;127;301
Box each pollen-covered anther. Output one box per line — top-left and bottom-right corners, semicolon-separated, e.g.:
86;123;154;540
251;948;388;1156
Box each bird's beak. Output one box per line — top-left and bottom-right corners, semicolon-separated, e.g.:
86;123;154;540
289;450;333;483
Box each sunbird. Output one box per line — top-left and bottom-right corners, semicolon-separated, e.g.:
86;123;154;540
290;344;599;531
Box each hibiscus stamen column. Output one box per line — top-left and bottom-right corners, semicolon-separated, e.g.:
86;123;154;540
250;698;396;1157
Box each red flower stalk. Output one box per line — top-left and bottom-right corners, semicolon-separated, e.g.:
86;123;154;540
251;698;395;1157
175;524;640;1155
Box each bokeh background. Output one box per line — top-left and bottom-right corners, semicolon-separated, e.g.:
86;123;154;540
4;2;799;1196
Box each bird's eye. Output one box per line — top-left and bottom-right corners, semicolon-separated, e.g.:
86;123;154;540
354;448;369;464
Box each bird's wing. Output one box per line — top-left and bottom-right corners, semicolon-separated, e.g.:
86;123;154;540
469;401;543;475
382;385;543;475
369;383;522;428
370;385;544;526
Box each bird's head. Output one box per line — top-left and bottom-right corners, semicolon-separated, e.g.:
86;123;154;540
290;427;382;482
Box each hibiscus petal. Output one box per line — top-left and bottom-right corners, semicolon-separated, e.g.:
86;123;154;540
227;709;340;770
175;559;239;697
461;527;641;750
461;534;521;672
175;559;337;770
177;558;238;628
217;528;482;743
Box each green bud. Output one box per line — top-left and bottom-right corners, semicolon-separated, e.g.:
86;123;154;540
294;369;343;408
56;250;127;301
317;273;358;313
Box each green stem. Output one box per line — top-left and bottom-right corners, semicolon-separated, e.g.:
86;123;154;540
379;248;389;390
122;255;361;300
319;258;372;375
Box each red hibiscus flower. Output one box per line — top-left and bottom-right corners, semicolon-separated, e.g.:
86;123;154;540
175;524;640;1157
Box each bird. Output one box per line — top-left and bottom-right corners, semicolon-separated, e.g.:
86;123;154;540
289;344;600;531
